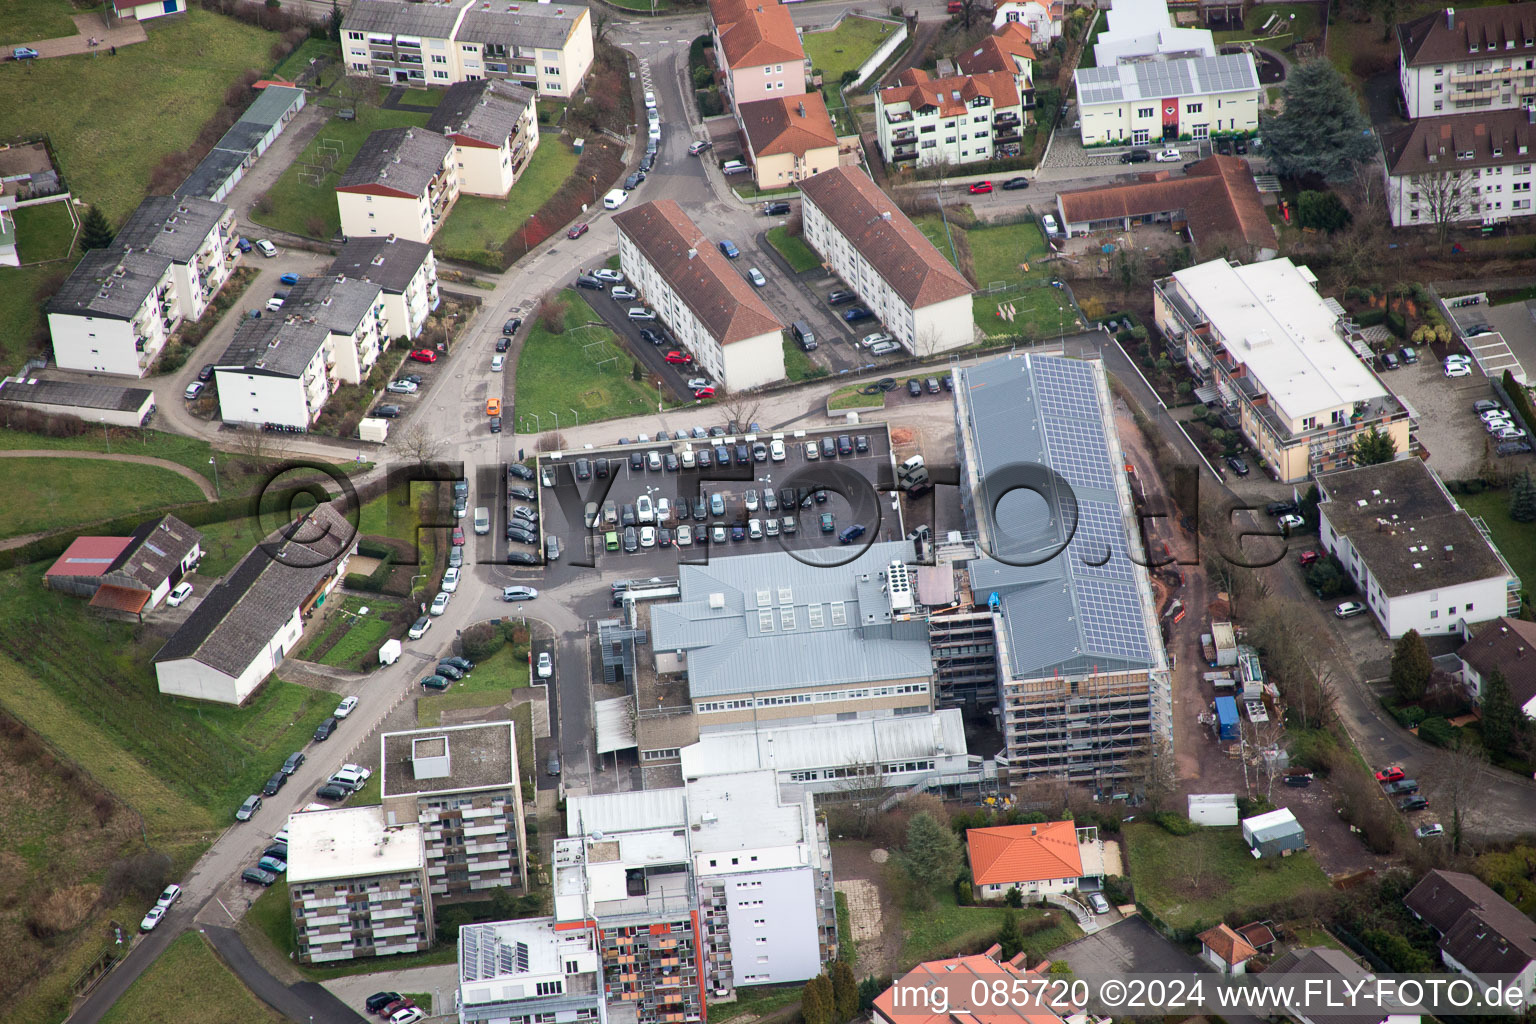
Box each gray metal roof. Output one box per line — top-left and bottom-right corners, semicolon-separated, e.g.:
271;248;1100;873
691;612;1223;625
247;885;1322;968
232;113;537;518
459;3;587;49
113;195;230;263
174;87;305;200
566;788;688;836
328;235;434;294
215;316;331;378
0;376;154;413
649;541;931;698
680;708;967;777
960;354;1163;680
239;85;307;128
1074;51;1258;106
46;248;173;320
344;0;473;39
339;127;453;196
279;275;383;334
427;79;534;146
174;148;248;201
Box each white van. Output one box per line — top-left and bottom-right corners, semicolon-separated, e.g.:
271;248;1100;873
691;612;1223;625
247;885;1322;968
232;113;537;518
721;160;750;175
473;506;490;535
603;189;628;210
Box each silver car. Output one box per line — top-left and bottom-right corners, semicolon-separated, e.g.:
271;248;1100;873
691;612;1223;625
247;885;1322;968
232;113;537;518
430;591;450;615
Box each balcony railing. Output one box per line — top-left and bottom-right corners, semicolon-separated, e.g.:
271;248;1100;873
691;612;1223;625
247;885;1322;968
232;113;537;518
884;110;914;124
892;150;918;162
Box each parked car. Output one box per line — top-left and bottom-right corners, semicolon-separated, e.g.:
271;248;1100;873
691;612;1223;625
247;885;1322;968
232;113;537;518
1299;550;1321;566
537;652;553;678
255;238;278;258
316;782;351;801
259;855;288;874
1088;893;1111;914
1154;148;1181;162
421;674;450;691
140;906;167;931
968;180;993;194
820;512;836;533
334;695;359;718
430;591;450;616
689;140;713;155
1277;513;1305;531
184;381;205;401
386;379;418;394
242;867;277;886
263;771;287;796
1225;456;1250;476
166;582;194;607
1384;778;1419;796
1415;823;1445;838
907;379;922;398
827;290;856;305
408;616;431;639
1001;177;1030;190
236;795;262;821
1282;774;1312;788
1120;148;1151;163
1374;765;1406;782
567;222;589;239
718;240;740;259
842;306;874;323
313;716;338;740
747;267;766;287
367;993;404;1015
763;201;791;215
1334;600;1367;619
625;171;645;190
871;340;902;356
408;348;438;363
1398;795;1429;812
504;585;539;601
628;307;657;321
838;523;866;544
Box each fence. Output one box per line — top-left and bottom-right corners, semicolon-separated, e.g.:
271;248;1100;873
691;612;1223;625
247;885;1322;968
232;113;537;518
847;18;908;91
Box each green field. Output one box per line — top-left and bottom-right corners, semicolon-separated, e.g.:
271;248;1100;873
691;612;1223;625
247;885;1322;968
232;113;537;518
766;226;820;273
783;335;829;382
900;888;1082;967
451;640;531;694
1454;489;1536;595
803;15;898;113
1123;822;1332;932
1213;2;1320;44
828;384;884;411
709;984;802;1023
0;264;61;374
273;38;339;81
0;0;81;48
99;932;282;1024
12;202;76;263
434;139;581;268
514;289;681;428
300;594;403;671
915;213;1078;339
0;458;205;537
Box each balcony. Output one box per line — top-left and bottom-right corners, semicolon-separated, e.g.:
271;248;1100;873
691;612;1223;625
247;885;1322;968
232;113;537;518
884;110;914;124
994;111;1020;127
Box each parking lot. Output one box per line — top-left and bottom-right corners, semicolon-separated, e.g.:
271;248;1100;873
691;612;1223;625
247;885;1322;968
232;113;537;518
1377;353;1528;480
532;424;903;572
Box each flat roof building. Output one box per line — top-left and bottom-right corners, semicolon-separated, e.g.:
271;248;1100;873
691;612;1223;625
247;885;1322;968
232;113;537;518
0;375;156;427
1092;0;1215;65
458;917;605;1024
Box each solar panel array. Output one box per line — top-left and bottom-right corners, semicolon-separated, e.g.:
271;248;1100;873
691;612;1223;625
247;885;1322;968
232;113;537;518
1075;65;1125;105
1190;53;1259;94
1077;52;1257;106
1069;501;1134;582
1033;358;1117;494
1075;577;1154;663
1131;59;1195;99
461;926;532;982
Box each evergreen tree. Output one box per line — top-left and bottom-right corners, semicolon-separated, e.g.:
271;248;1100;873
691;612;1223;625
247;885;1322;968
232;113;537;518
1510;470;1536;523
802;973;834;1024
1264;60;1376;181
80;205;114;251
1005;886;1023;908
901;812;961;896
1351;425;1397;466
996;909;1023;960
1481;668;1525;755
330;0;343;41
1390;629;1432;703
831;960;858;1024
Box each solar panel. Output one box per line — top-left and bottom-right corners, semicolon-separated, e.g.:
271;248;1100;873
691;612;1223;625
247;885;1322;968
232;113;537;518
498;944;516;974
463;927;481;981
1075;577;1153;662
829;601;847;626
515;941;530;972
1031;358;1116;494
1070;501;1133;582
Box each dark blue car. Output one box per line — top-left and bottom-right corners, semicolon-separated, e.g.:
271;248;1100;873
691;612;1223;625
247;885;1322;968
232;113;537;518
718;240;740;259
279;272;300;285
842;306;874;323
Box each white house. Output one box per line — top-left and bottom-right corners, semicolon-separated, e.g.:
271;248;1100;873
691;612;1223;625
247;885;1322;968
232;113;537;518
1317;458;1520;638
46;249;180;378
1456;618;1536;721
876;68;1026;168
1092;0;1215;67
426;79;539;198
613;199;785;391
1405;869;1536;1005
111;0;186;22
153;504;355;705
798;166;974;354
1074;53;1260;146
1380;107;1536;229
1397;6;1536;120
336;127;458;244
328;235;440;341
993;0;1059;47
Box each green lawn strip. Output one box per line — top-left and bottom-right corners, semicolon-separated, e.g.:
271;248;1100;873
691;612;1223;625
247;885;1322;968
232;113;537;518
434;139;581;268
274;38;339;81
246;880;458;979
835;890;856;967
453;641;531;695
708;983;802;1023
1077;12;1109;69
604;0;674;11
251;105;431;239
899;888;1081;967
13;202;75;262
0;0;77;47
0;10;272;221
403;993;434;1013
0;458;204;537
1453;490;1536;589
1289;926;1347;951
766;226;820;273
802;15;898;82
99;932;283;1024
0;263;55;373
913;214;1076;339
0;425;248;484
513;289;680;426
1123;822;1331;932
378;85;445;107
828;385;884;411
783;335;829;382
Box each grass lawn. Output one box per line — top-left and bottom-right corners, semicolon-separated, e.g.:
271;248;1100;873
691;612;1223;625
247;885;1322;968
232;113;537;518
13;202;76;263
514;289;681;427
0;458;205;537
766;226;820;273
828;384;884;411
1077;10;1109;69
454;641;531;694
247;880;459;979
783;335;829;382
1123;822;1332;932
802;16;898;82
434;139;581;268
0;263;55;373
900;888;1082;968
0;0;82;47
914;214;1079;339
709;984;802;1023
378;85;444;107
1454;489;1536;592
274;38;339;81
1238;2;1320;41
300;594;404;671
251;104;431;239
0;425;252;485
99;932;282;1024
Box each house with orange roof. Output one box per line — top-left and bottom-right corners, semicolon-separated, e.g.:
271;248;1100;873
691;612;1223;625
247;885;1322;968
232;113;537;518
956;22;1038;119
736;93;839;189
876;67;1026;168
708;0;807;109
874;944;1071;1024
965;820;1105;900
1198;923;1259;974
992;0;1061;46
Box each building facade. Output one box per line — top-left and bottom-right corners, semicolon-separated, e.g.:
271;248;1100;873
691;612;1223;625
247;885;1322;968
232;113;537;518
0;376;157;427
737;94;839;190
336;127;459;244
876;68;1025;168
343;0;594;98
458;918;606;1024
966;820;1104;900
1074;53;1260;146
993;1;1058;46
798;167;974;354
287;805;433;965
1380;107;1536;228
113;195;240;323
328;235;440;341
428;79;539;197
1092;0;1215;66
708;0;806;109
1397;6;1536;120
1457;618;1536;721
46;249;180;378
1154;258;1414;483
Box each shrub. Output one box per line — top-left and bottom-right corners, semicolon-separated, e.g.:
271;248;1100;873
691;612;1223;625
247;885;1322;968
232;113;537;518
1153;812;1197;835
696;88;723;117
1417;716;1457;748
1386;310;1408;338
1355;308;1387;327
461;621;508;660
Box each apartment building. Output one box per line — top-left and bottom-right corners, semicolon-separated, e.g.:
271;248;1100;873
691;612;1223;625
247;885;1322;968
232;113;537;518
328;235;441;341
1380;107;1536;227
1093;0;1215;66
343;0;594;98
46;250;180;378
112;195;239;323
955;22;1037;113
275;275;387;384
287;804;433;965
1153;258;1414;483
954;353;1170;783
993;1;1060;46
381;722;529;899
1397;6;1536;119
875;68;1026;168
458;917;606;1024
798;167;973;354
565;770;835;997
427;79;539;197
708;0;806;109
736;94;838;190
1074;53;1260;146
613;200;785;391
1316;458;1520;637
336;127;458;244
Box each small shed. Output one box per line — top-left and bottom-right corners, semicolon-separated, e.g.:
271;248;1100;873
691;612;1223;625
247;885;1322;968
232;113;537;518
1188;793;1239;826
1197;923;1258;974
1211;621;1237;666
1214;695;1239;740
1241;808;1306;859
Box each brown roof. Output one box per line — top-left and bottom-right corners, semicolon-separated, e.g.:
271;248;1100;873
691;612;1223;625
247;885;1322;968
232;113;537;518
1397;6;1536;67
1458;617;1536;712
89;584;152;615
1197;923;1258;966
1405;870;1536;977
956;22;1037;77
1263;948;1402;1024
1056;155;1276;252
109;514;202;591
879;68;1021;117
1381;107;1536;177
710;0;804;69
798;166;974;309
611;200;784;345
739;93;839;159
1238;922;1276;951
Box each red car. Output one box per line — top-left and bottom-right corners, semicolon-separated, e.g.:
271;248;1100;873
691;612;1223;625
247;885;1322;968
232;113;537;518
968;181;993;194
567;223;589;239
694;386;716;399
409;349;438;364
1375;766;1405;783
452;526;465;546
664;351;690;365
1299;550;1320;566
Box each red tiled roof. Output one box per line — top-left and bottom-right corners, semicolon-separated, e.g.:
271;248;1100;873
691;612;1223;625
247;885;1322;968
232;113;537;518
739;93;839;159
89;584;152;615
1198;923;1258;966
46;536;132;578
966;820;1083;887
611;200;784;345
710;0;805;70
880;68;1021;117
957;22;1037;76
1056;155;1276;253
874;948;1069;1024
797;167;973;309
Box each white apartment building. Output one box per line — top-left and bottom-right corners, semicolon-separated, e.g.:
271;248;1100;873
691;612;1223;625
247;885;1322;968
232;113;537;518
1317;458;1520;638
798;167;973;354
1397;6;1536;119
328;235;440;341
993;1;1058;47
876;68;1026;168
112;195;240;322
336;127;458;244
1074;53;1260;146
458;918;606;1024
613;200;785;392
343;0;594;98
1092;0;1215;66
956;22;1037;114
276;275;387;385
46;249;180;378
427;79;539;197
1380;107;1536;227
287;805;433;965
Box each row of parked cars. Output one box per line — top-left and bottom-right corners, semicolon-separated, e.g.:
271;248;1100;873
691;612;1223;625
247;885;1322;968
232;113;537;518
365;991;426;1024
1374;765;1435;824
1473;397;1531;454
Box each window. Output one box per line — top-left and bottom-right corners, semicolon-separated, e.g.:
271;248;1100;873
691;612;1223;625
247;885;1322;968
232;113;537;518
544;66;560;76
1186;102;1203;113
1430;609;1439;619
536;982;564;996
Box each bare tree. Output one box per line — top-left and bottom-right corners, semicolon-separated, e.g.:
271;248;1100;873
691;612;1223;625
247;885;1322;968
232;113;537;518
1411;169;1476;246
1429;745;1487;854
913;325;947;359
391;422;445;465
230;426;293;463
591;5;613;42
720;392;762;432
1351;159;1382;212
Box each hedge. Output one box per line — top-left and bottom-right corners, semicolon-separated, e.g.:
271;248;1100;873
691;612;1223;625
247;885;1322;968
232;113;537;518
1503;370;1536;435
1417;716;1457;748
344;550;394;593
1354;308;1387;327
1385;310;1408;338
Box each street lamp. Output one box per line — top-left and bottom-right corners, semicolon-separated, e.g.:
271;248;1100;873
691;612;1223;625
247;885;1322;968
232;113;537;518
209;456;220;499
569;408;579;426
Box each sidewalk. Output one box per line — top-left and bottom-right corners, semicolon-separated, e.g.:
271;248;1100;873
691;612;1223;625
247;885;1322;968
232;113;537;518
15;12;146;60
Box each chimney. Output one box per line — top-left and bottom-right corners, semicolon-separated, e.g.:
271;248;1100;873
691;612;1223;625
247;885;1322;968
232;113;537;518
687;247;697;259
797;101;806;117
1446;6;1455;30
